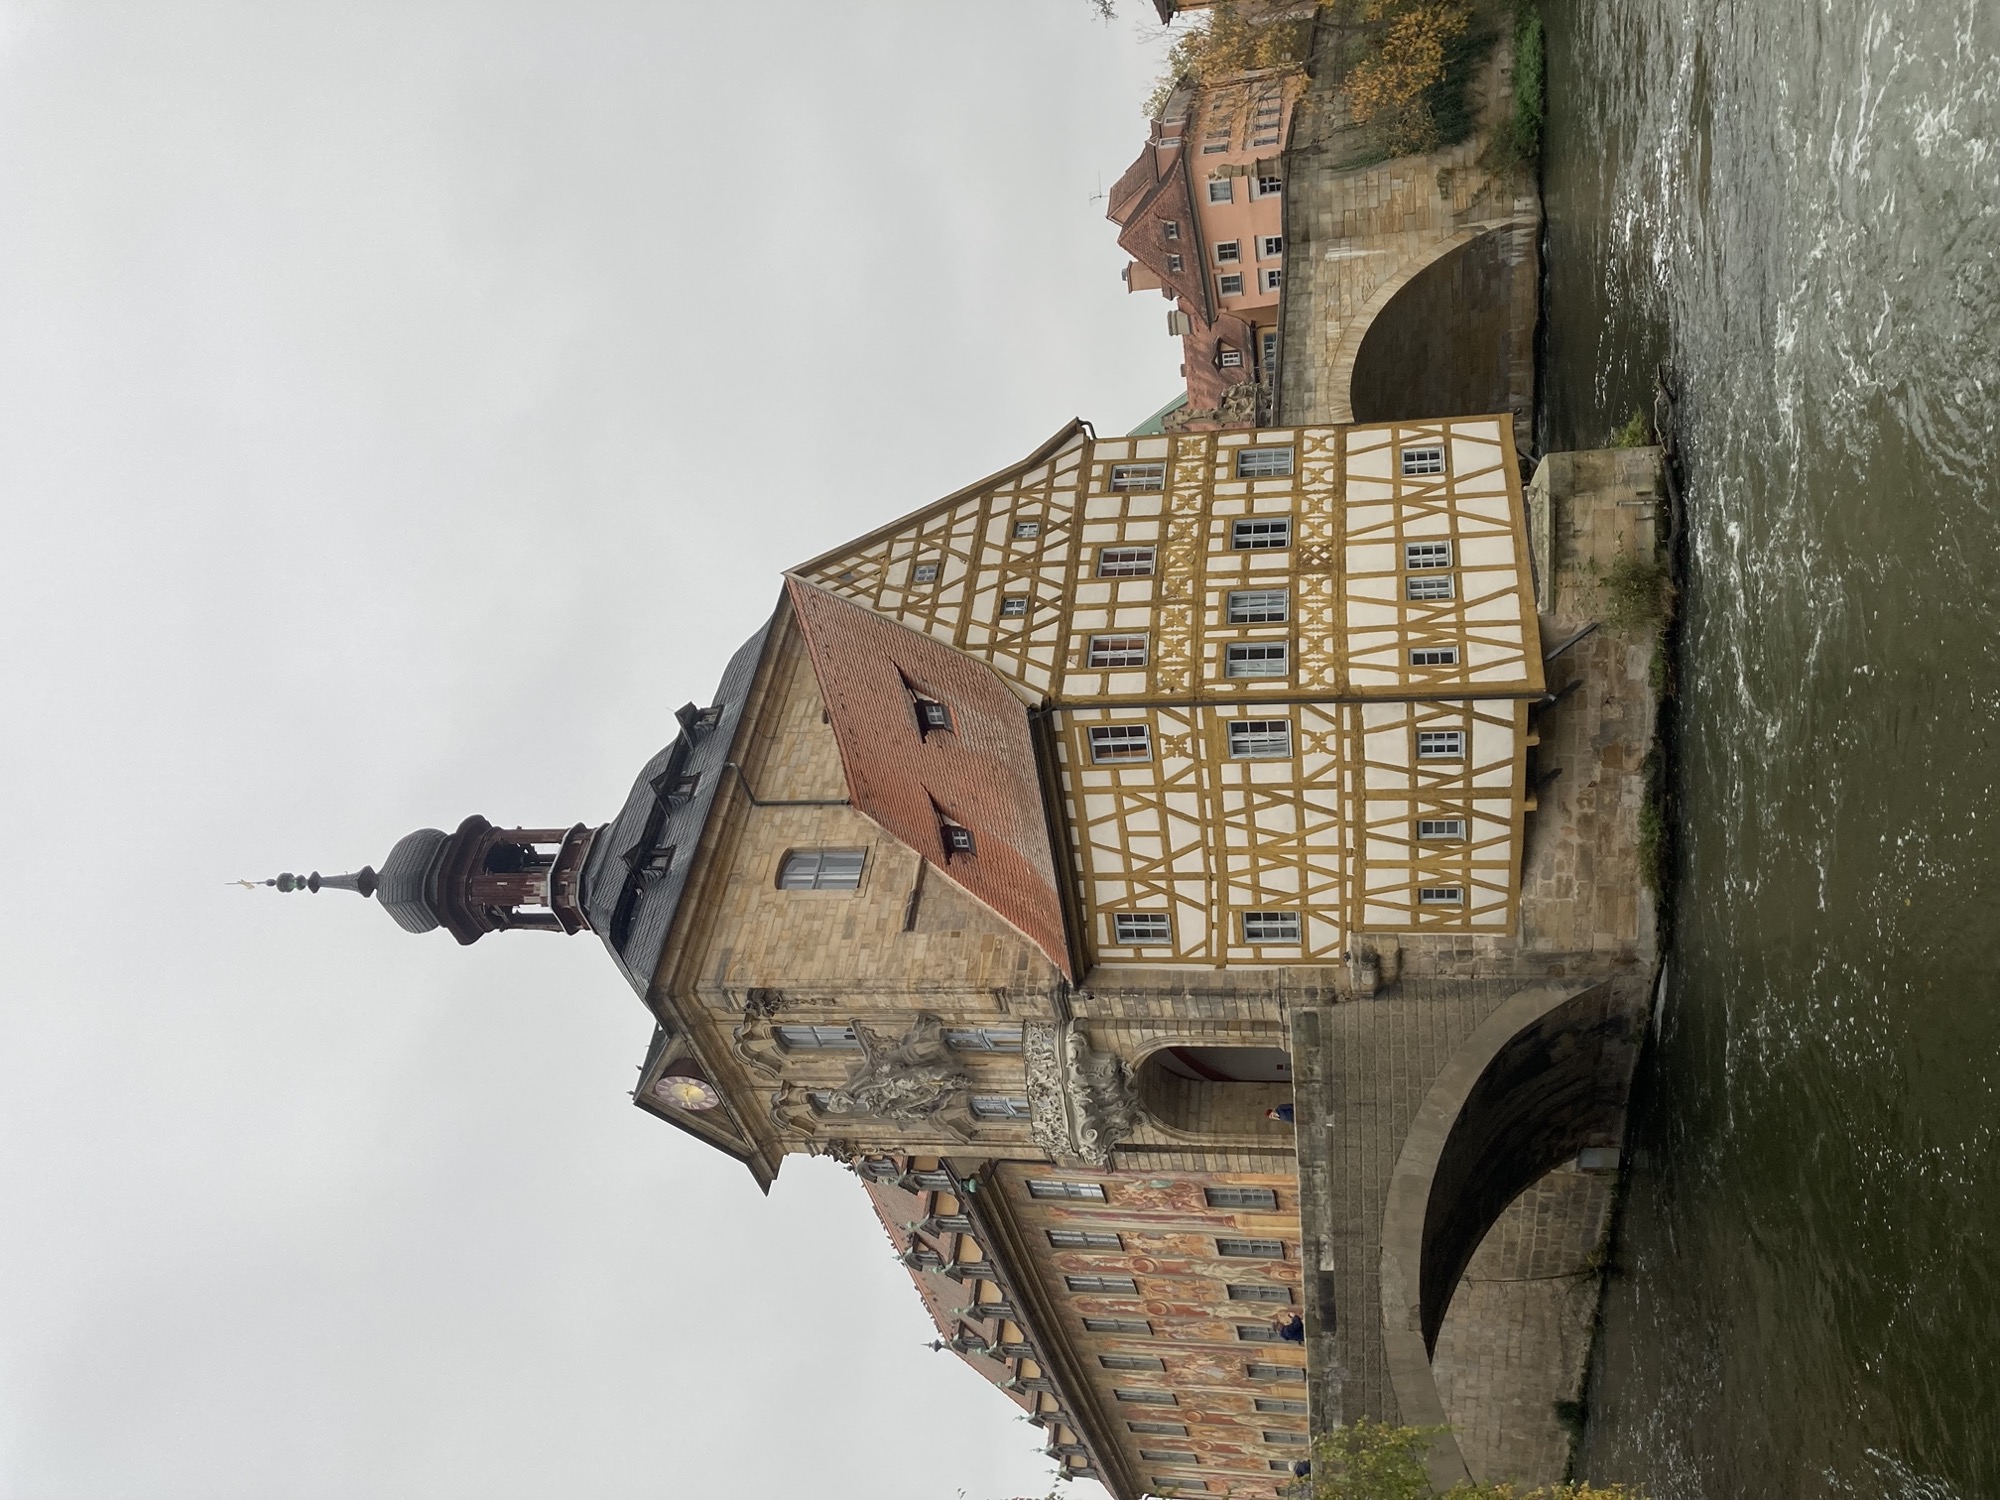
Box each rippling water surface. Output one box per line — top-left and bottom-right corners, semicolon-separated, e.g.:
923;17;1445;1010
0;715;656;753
1537;0;2000;1493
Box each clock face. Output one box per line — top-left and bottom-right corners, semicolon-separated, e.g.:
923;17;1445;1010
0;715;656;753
653;1074;721;1111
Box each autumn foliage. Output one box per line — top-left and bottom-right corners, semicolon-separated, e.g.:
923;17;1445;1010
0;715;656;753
1344;0;1473;154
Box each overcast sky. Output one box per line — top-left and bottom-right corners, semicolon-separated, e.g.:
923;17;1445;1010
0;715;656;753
0;4;1181;1496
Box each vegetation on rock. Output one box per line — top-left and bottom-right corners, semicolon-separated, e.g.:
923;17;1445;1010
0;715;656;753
1284;1418;1642;1500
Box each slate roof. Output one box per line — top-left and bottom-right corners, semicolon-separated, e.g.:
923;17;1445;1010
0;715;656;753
579;612;776;999
785;576;1074;981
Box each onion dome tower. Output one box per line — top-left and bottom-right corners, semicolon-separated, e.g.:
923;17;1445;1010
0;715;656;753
254;818;601;946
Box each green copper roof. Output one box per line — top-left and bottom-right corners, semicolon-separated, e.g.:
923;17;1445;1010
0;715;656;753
1126;393;1188;436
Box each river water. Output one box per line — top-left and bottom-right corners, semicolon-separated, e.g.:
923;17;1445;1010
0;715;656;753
1535;0;2000;1493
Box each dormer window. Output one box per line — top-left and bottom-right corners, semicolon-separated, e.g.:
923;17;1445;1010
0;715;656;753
1163;220;1180;240
915;698;953;734
941;820;976;856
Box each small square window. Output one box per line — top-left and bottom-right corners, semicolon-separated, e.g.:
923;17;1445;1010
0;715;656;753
1218;1237;1285;1258
1215;240;1241;263
1219;347;1243;368
1000;595;1029;617
971;1094;1030;1120
1013;519;1042;538
1225;642;1289;679
1087;633;1148;668
915;698;953;731
1228;719;1292;758
1409;646;1460;666
1230;518;1291;550
1401;444;1446;476
1236;447;1294;478
1218;272;1244;296
911;561;940;584
1113;912;1172;945
1109;464;1165;493
1260;268;1282;293
1166;252;1183;272
1208;178;1234;203
1227;588;1289;623
1029;1179;1106;1201
1088;724;1153;762
1406;574;1454;602
942;822;976;854
1241;911;1301;943
1416;730;1465;759
1256;173;1283;195
1419;886;1466;906
1260;234;1284;258
1405;540;1453;570
1097;546;1156;579
1163;220;1180;240
1417;817;1467;840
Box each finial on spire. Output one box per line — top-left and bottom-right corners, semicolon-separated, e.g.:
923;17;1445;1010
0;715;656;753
235;867;379;898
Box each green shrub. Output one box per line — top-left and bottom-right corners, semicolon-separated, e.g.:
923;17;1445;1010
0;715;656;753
1508;5;1545;161
1609;407;1652;447
1603;551;1670;630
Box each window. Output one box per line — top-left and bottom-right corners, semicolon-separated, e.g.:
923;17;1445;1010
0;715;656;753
1241;911;1301;943
1225;642;1289;679
1219;347;1244;368
1228;719;1292;759
1115;1388;1177;1405
914;698;953;731
1256;173;1283;196
1029;1179;1105;1201
1229;1284;1293;1304
1401;444;1446;476
1409;646;1460;666
1227;588;1289;623
1266;1431;1310;1445
1260;268;1282;293
1270;1459;1300;1472
1418;818;1467;840
1236;447;1295;478
971;1094;1030;1120
1166;252;1183;272
1113;912;1172;945
778;849;865;890
1128;1420;1185;1435
1218;272;1244;296
941;821;976;854
1087;634;1148;668
913;1168;957;1190
1262;330;1280;377
1000;595;1029;617
1407;573;1455;601
1098;545;1157;576
1255;1398;1309;1415
1049;1228;1122;1249
1013;519;1042;538
1206;1185;1280;1210
1405;539;1453;569
1140;1450;1197;1463
1068;1274;1140;1294
1260;234;1284;259
1089;724;1153;762
1236;1324;1286;1342
1163;220;1180;240
1109;463;1164;493
1218;1237;1285;1258
776;1024;860;1051
1231;518;1291;549
1202;134;1230;155
1102;1354;1166;1371
1246;1363;1303;1382
1417;730;1465;759
1420;886;1466;906
1208;178;1233;203
1093;1318;1155;1336
1215;240;1241;263
911;561;939;584
946;1026;1024;1053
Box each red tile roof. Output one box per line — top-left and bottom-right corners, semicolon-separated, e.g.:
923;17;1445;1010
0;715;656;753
785;577;1075;980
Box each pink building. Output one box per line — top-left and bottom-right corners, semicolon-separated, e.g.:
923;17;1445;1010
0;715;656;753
1108;69;1301;426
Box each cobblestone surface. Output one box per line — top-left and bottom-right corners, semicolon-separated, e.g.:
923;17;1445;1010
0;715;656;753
1432;1165;1617;1483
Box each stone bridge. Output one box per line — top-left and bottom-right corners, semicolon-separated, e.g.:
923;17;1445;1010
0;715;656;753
1275;22;1540;450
